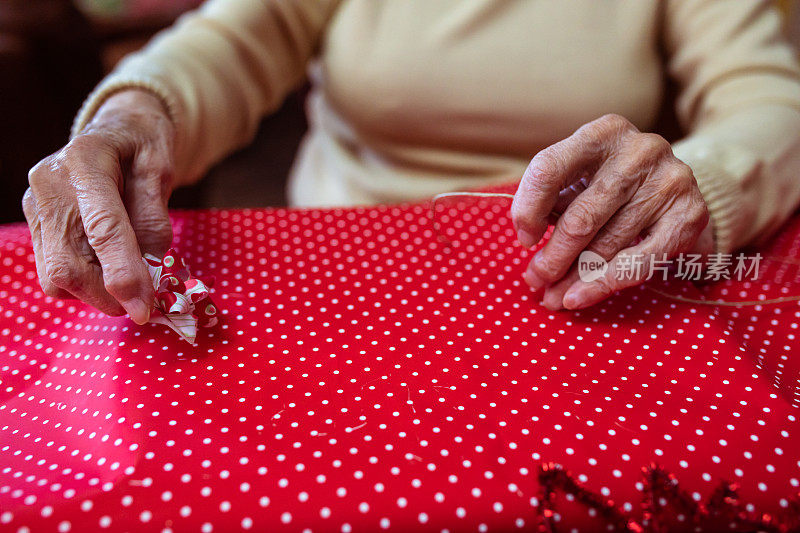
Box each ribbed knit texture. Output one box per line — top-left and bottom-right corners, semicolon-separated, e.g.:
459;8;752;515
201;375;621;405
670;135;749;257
69;0;800;252
72;78;180;138
671;142;753;254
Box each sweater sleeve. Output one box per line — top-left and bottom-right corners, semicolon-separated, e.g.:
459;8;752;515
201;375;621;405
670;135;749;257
71;0;340;184
664;0;800;253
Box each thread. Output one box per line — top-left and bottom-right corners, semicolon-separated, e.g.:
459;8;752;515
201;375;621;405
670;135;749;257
645;287;800;307
430;192;515;245
430;191;800;308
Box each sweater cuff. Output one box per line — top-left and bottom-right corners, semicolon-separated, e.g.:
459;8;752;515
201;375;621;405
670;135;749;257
672;140;755;254
71;76;181;138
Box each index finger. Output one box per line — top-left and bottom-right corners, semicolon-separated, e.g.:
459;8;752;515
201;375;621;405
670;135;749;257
511;114;632;248
66;135;154;324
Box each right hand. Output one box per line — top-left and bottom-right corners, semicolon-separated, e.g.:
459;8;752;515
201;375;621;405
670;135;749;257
23;89;176;324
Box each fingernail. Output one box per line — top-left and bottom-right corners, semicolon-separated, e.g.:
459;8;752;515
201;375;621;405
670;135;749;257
123;298;151;325
523;269;545;291
541;289;564;311
562;289;584;310
517;229;536;249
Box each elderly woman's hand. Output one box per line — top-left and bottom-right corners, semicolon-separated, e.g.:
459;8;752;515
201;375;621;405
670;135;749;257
511;114;713;311
22;90;175;324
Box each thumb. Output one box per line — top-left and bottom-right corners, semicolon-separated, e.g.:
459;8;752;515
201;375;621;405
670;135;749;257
689;218;715;257
551;176;590;218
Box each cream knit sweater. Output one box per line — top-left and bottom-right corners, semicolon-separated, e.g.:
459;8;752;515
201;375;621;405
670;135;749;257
72;0;800;253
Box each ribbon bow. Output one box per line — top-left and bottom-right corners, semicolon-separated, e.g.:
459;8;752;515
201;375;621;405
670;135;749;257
142;248;219;344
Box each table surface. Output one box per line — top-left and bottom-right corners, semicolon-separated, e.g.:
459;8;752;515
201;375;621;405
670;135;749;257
1;198;800;532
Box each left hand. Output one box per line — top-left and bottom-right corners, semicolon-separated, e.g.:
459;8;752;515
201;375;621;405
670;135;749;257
511;114;713;311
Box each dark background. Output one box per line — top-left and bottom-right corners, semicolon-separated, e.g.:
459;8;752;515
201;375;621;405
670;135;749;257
0;0;306;224
2;1;798;225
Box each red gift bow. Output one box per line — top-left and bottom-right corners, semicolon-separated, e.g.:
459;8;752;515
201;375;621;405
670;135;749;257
142;248;219;343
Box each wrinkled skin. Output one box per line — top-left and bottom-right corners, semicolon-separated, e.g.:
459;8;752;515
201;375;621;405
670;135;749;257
511;113;713;311
25;99;710;320
23;90;175;324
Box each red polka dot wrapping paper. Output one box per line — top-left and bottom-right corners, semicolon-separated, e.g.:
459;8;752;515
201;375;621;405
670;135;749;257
2;198;800;533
